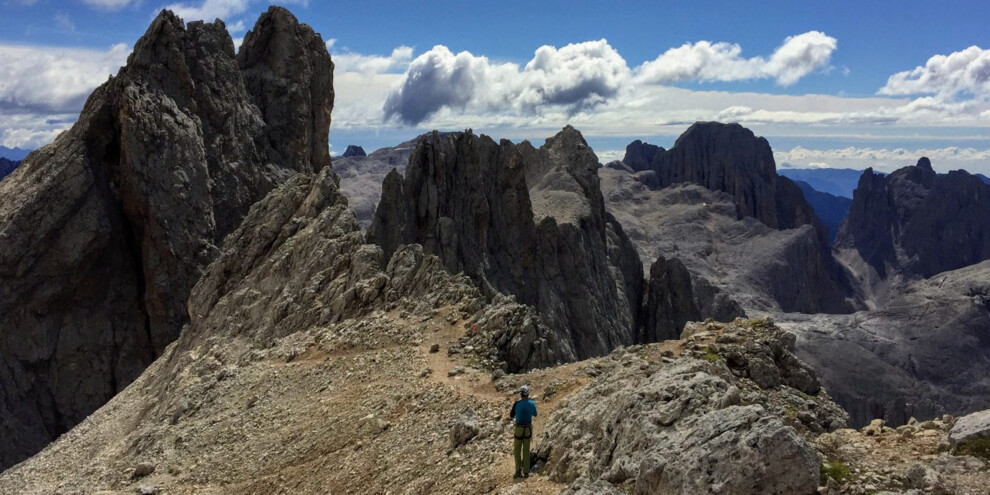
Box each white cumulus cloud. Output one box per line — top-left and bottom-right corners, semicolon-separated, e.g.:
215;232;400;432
0;43;129;114
635;31;837;86
333;46;413;75
383;39;630;125
879;45;990;98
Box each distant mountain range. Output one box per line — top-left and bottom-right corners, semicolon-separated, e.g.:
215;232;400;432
778;167;868;198
793;180;852;243
0;158;19;181
0;146;31;161
978;173;990;185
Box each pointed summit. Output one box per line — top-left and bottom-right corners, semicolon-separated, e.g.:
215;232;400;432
0;7;334;469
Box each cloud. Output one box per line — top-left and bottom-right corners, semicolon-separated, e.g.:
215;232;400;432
333;46;413;75
635;31;836;86
0;43;130;115
162;0;309;22
775;145;990;173
81;0;133;10
879;46;990;98
383;39;630;125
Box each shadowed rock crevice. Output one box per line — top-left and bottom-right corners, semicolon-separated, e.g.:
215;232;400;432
0;6;333;469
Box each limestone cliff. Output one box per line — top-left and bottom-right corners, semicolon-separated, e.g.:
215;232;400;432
0;6;333;469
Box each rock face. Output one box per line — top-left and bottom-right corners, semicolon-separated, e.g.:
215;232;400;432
342;145;367;157
621;139;664;172
0;6;333;469
639;122;822;233
780;260;990;427
837;157;990;280
0;157;17;181
949;409;990;451
541;320;845;495
604;123;858;315
332;136;420;227
600;172;857;315
369;128;697;370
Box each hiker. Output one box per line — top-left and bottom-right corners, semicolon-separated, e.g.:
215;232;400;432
509;385;537;479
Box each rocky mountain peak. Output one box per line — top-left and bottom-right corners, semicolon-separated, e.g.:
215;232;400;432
0;7;333;469
622;139;664;172
342;145;366;157
369;127;704;370
837;158;990;279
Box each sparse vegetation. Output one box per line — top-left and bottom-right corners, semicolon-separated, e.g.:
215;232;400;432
702;347;721;362
820;461;852;484
955;437;990;459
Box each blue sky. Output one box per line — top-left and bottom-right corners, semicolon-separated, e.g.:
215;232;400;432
3;0;990;173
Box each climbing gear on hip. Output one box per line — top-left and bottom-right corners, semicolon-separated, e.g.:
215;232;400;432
514;424;532;440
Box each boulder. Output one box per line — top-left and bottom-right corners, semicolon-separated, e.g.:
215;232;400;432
450;409;481;448
541;359;821;495
949;409;990;450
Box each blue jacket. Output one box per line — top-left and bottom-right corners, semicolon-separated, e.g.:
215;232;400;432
510;399;537;425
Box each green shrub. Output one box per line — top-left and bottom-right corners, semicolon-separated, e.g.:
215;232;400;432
702;347;721;362
820;461;851;483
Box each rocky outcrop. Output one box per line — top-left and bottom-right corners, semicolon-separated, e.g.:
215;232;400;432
638;122;822;234
949;409;990;451
332;136;419;227
0;6;333;469
605;123;859;314
836;157;990;279
639;256;700;342
780;260;990;427
0;157;17;181
369;127;703;369
342;145;366;157
541;320;847;495
600;171;857;314
622;139;663;172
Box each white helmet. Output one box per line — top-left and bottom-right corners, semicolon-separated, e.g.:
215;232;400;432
520;385;531;398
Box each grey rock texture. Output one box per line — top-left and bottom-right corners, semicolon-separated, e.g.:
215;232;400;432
541;321;842;495
780;260;990;427
600;171;856;315
332;136;419;227
604;123;858;315
369;127;676;370
949;409;990;450
640;122;822;233
837;157;990;280
0;6;332;469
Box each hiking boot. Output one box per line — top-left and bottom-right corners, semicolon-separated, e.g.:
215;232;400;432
513;472;522;479
523;473;529;478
